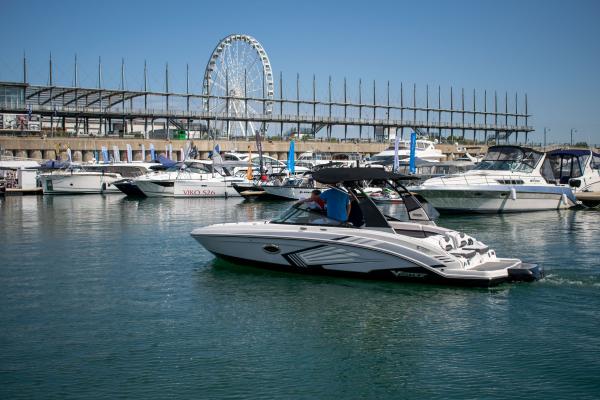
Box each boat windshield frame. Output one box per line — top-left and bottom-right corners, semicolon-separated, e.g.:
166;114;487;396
270;178;433;229
474;146;543;173
270;203;347;227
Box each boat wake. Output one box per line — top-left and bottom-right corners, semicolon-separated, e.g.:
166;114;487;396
541;273;600;288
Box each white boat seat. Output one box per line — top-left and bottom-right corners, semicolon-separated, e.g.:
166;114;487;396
450;249;477;259
463;243;490;254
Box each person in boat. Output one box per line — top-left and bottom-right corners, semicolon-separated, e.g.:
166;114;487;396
297;189;325;210
320;186;351;222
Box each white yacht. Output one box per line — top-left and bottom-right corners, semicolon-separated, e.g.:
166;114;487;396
295;151;333;169
412;145;578;213
135;161;246;198
261;176;316;200
367;138;444;166
40;163;154;194
191;168;542;287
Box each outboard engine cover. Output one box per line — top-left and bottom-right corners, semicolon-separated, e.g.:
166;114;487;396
507;263;543;282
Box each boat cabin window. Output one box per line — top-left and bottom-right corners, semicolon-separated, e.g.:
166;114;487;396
182;164;212;174
474;147;542;173
223;154;242;161
270;204;346;227
592;154;600;170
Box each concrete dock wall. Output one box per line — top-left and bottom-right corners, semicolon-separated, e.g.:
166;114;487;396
0;137;483;162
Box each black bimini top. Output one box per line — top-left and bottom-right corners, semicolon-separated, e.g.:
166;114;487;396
311;167;418;184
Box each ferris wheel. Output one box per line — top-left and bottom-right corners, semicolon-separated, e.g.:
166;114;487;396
203;34;274;138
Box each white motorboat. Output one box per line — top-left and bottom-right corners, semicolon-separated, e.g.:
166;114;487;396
191;168;542;287
412;145;578;213
135;161;245;198
366;138;444;166
261;176;316;200
40;163;154;194
295;151;333;169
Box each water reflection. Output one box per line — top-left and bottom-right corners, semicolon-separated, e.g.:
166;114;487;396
1;196;599;399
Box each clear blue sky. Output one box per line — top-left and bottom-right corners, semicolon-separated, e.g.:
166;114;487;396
1;0;598;144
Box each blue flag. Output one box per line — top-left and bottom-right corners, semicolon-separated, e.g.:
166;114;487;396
126;144;133;163
409;132;417;174
287;140;295;174
101;146;109;164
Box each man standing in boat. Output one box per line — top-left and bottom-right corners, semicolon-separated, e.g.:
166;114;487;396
319;186;351;222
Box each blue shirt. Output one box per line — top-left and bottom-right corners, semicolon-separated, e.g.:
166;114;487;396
320;188;350;222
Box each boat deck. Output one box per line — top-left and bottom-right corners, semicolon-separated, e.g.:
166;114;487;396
470;260;518;271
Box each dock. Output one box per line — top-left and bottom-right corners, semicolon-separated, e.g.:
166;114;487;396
576;192;600;207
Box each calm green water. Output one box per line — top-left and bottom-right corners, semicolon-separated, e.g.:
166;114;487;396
1;196;599;399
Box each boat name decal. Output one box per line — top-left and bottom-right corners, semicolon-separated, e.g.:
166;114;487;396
390;270;428;278
182;189;217;196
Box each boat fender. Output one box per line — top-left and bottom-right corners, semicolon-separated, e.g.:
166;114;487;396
510;188;517;201
561;193;568;205
101;182;106;193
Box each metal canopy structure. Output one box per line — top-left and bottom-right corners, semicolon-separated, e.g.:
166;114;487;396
0;34;534;143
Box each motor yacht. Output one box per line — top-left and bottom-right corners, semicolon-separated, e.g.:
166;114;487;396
191;168;542;286
39;162;154;194
260;175;316;200
412;145;578;213
366;138;444;166
135;161;246;198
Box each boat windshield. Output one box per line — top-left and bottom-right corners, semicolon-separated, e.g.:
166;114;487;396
548;153;589;179
270;203;346;227
592;154;600;170
474;147;542;173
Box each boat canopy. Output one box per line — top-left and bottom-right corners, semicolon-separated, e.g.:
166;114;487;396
475;145;544;172
311;167;419;185
547;149;599;157
544;149;598;182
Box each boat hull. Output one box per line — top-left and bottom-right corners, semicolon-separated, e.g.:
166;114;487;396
113;179;146;197
414;185;577;213
173;179;242;198
261;186;315;200
40;173;121;194
191;223;541;287
135;180;174;197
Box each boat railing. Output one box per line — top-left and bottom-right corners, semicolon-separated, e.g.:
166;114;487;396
436;173;535;186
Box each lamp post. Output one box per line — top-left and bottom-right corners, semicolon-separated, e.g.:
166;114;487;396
543;127;550;151
570;128;577;147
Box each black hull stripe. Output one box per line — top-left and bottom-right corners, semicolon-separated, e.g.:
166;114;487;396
210;252;508;288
